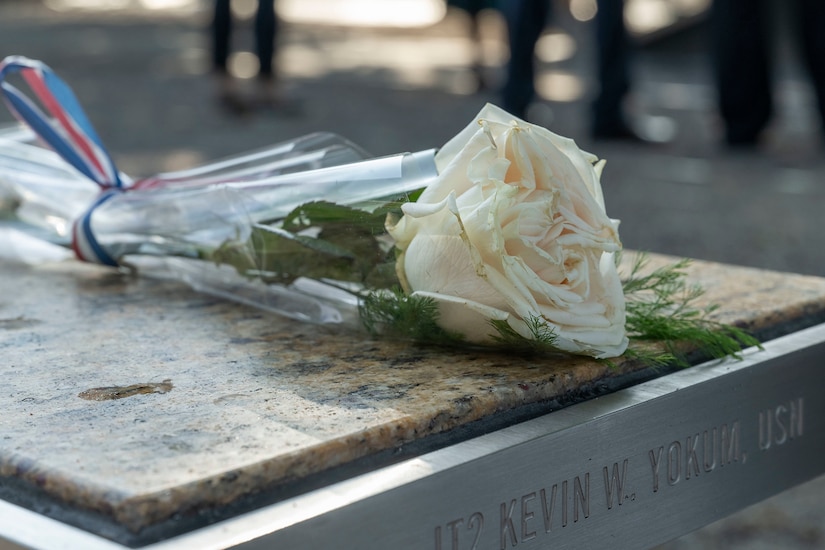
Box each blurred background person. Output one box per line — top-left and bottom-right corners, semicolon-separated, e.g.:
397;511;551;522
711;0;825;147
500;0;646;142
591;0;640;141
499;0;551;120
211;0;281;114
448;0;497;92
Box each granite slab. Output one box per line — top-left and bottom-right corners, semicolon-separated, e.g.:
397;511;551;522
2;254;825;541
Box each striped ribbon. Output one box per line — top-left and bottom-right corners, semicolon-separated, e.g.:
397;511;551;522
0;55;127;266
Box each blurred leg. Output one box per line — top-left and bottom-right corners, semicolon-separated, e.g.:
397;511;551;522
711;0;772;145
794;0;825;136
255;0;278;79
592;0;631;137
467;12;487;91
212;0;251;114
255;0;299;111
500;0;550;119
212;0;232;74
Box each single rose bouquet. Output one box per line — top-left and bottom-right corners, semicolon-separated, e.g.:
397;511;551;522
1;56;757;362
387;105;627;358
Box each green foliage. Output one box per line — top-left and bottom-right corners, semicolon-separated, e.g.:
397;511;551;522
621;253;762;367
359;288;463;345
614;346;677;370
282;201;387;236
209;191;760;367
489;315;561;354
0;196;21;221
211;200;407;288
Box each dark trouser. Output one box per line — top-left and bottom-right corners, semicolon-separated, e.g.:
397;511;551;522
592;0;631;136
500;0;550;119
212;0;278;79
711;0;825;143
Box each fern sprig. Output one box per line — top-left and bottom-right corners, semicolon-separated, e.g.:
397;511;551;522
489;315;561;354
359;288;463;346
621;253;762;367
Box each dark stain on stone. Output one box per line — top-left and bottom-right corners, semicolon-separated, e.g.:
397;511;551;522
388;354;426;368
350;383;420;401
0;316;42;330
284;360;334;375
78;379;173;401
229;337;261;345
184;299;224;309
341;354;371;363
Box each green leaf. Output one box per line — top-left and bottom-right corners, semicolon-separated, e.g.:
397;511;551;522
282;201;387;235
243;223;385;285
210;197;416;286
210;236;258;273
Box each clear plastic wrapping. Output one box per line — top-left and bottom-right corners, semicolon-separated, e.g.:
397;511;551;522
90;149;438;324
0;122;437;325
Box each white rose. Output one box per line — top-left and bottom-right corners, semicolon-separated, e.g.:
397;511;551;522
387;104;627;358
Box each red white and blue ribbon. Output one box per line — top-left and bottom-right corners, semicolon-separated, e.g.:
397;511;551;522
0;55;127;266
69;191;120;267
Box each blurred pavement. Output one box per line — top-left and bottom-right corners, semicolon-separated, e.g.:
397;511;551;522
0;0;823;548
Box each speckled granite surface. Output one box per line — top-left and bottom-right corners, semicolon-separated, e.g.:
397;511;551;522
2;255;825;535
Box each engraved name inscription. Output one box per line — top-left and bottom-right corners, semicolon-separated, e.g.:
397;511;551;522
649;420;743;492
498;473;590;548
431;395;806;549
759;397;804;450
434;512;483;550
433;471;595;550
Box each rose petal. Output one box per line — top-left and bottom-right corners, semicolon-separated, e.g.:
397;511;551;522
391;104;628;358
